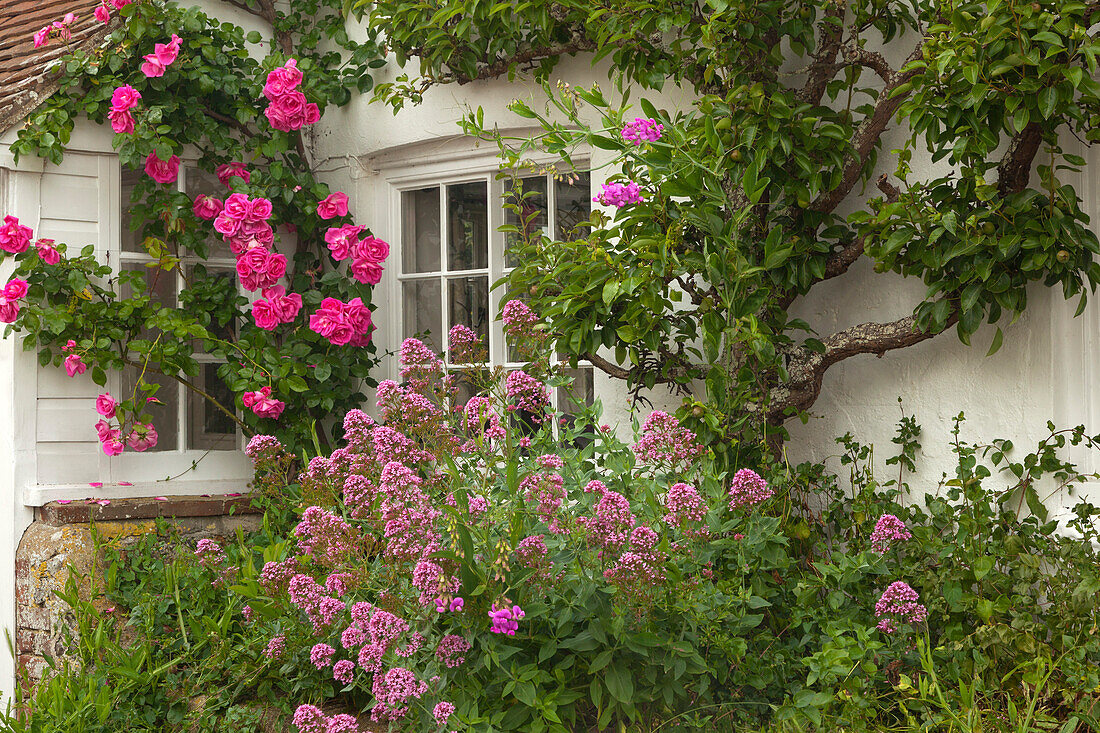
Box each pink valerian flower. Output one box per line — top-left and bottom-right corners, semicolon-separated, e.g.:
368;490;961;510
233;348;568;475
604;525;667;591
489;603;525;635
874;581;928;633
259;558;299;594
0;216;33;254
341;623;368;650
245;434;283;462
433;702;455;727
292;704;327;733
35;238;61;264
309;297;373;347
594;181;644;207
194;538;226;566
64;354;87;377
464;396;506;442
501;299;538;340
310;643;336;669
126;422;158;451
252;286;302;330
435;634;470;669
727;468;773;510
505;370;550;419
325;572;354;597
516;534;551;580
370;667;428;723
621;117;664;145
144;152;180;184
242;605;254;622
577;489;636;555
399;337;442;390
293;506;360;564
216;161;250;187
870;514;912;554
263;635;286;659
95;393;117;418
342;408;376;447
140;34;182;77
633;411;706;468
192;195;223;221
663;482;710;538
242;386;286;419
332;659;355;685
326;713;359;733
520;470;568;534
448;323;482;363
317;192;349;219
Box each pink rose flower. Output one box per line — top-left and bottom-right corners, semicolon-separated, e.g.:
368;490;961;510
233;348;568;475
144;152;180;184
343;298;372;333
0;299;19;323
4;279;28;300
323;225;363;260
247;197;272;222
0;216;33;254
316;192;348;220
223;193;251;220
262;252;287;281
64;354;86;377
127;424;158;452
215;162;250;186
253;397;285;419
213;214;240;237
94;4;110;23
252;299;279;330
94;419;112;440
237;247;269;276
110;0;132;9
304;103;320;125
350;259;383;285
110;85;141;111
108;108;135;134
192;195;223;221
354;235;389;264
102;438;124;456
36;239;60;265
155;34;182;65
140;56;166;77
262;59;303;100
241;386;269;409
96;393;117;418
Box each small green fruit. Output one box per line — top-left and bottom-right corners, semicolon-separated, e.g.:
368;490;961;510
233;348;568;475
1056;249;1070;263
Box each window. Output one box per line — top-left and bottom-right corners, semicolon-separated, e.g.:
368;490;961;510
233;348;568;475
118;164;241;452
397;169;594;416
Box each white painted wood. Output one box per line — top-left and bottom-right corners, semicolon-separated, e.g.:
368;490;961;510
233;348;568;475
35;398;99;442
24;478;250;506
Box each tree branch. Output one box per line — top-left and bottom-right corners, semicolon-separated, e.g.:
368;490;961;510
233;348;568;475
767;307;959;421
840;43;894;84
997;122;1043;196
800;2;846;105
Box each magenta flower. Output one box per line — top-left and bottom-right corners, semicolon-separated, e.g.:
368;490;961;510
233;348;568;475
140;34;182;77
144;152;180;184
35;238;60;264
215;161;250;186
0;216;33;254
64;353;86;377
95;393;117;418
317;191;349;219
870;514;912;553
621;117;664;145
594;181;644;207
874;581;928;633
726;468;773;510
332;659;355;685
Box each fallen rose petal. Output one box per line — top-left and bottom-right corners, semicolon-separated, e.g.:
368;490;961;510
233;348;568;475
154;496;167;501
56;499;72;504
118;481;133;486
89;482;103;488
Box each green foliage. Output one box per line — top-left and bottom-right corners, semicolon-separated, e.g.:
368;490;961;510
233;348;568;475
5;0;387;452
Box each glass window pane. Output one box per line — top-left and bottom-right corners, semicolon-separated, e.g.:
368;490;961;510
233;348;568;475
402;188;440;274
447;182;488;271
185;265;238;346
403;279;443;353
504;176;548;269
120;367;179;452
555;172;591;242
187;363;237;450
121;167;146;253
120;262;176;307
448;276;489;349
557;367;594;418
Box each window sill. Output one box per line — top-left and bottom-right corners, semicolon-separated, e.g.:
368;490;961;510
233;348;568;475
23;478;251;508
35;492;259;525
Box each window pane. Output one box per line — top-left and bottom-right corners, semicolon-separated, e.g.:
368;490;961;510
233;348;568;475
557;367;594;418
120;262;176;307
186;265;238;346
555;172;591;242
402;188;440;273
447;182;488;271
403;279;443;353
187;363;237;450
448;276;489;349
504;176;548;269
185;166;234;259
120;367;179;452
120;167;146;253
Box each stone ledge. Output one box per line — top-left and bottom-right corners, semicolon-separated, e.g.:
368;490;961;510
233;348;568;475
36;494;260;525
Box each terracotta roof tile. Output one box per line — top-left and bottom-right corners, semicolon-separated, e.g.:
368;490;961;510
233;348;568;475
0;0;109;133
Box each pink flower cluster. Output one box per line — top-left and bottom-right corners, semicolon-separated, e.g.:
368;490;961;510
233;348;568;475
144;152;180;185
242;386;286;419
317;192;349;220
577;484;637;556
0;216;33;254
95;417;157;455
435;634;470;668
488;603;525;635
870;514;912;554
252;286;302;330
604;525;667;591
464;396;505;442
501;299;537;339
594;181;644;207
323;225;388;285
433;702;455;727
294;506;360;564
263;634;286;659
91;0;131;25
108;85;141;134
263;59;320;132
194;538;226;567
663;482;710;538
520;467;568;534
726;468;773;510
621;117;664;145
398;338;442;390
216;161;250;187
633;411;706;468
370;666;427;723
505;370;549;419
33;13;77;48
245;434;284;462
140;34;182;77
0;278;29;323
309;297;374;347
874;581;928;634
310;642;335;669
448;323;482;363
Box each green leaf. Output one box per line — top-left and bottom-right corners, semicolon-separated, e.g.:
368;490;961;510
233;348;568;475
604;664;634;704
